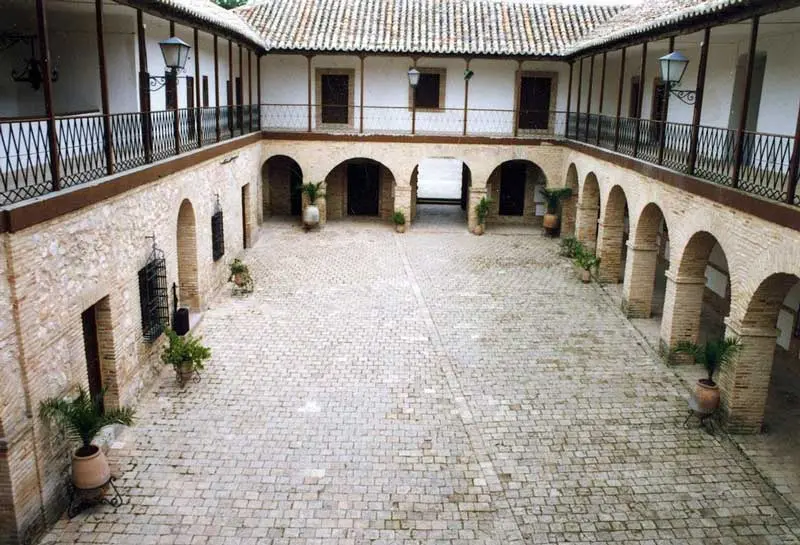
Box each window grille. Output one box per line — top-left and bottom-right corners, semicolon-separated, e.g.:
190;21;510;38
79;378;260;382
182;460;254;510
212;207;225;262
138;241;169;342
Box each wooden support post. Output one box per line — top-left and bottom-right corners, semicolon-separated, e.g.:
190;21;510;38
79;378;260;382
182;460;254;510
597;52;606;146
584;55;594;142
512;60;522;138
214;34;220;142
731;16;760;189
633;42;647;157
238;44;243;134
194;28;202;148
136;9;152;162
575;57;583;140
359;55;365;134
688;28;710;176
306;55;312;132
248;48;253;132
256;54;262;130
36;0;60;190
614;47;626;151
566;61;573;138
171;22;180;157
228;40;233;136
786;99;800;205
657;37;675;165
95;0;113;175
412;58;420;136
463;58;470;136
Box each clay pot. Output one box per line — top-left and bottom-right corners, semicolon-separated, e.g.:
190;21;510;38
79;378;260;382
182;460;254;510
232;273;244;287
580;269;591;283
543;213;560;230
177;361;194;384
303;204;320;229
473;224;485;236
395;224;406;233
695;379;721;411
72;445;111;490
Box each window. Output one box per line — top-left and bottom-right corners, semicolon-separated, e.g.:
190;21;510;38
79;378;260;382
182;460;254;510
629;76;641;118
316;69;354;126
138;248;169;342
411;68;446;110
202;76;210;107
211;210;225;261
517;73;555;130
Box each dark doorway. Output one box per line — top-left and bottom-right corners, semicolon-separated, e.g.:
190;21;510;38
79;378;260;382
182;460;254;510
460;163;470;211
321;74;350;124
290;167;302;216
347;162;380;216
499;162;526;216
81;304;104;414
518;76;552;130
241;185;250;248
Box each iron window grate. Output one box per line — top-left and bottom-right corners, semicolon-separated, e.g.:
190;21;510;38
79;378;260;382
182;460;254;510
138;245;169;342
211;210;225;261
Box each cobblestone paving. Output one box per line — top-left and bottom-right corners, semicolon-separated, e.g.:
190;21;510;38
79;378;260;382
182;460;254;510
43;218;800;544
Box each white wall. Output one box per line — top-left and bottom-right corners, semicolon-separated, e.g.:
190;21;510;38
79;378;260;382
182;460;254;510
418;158;462;199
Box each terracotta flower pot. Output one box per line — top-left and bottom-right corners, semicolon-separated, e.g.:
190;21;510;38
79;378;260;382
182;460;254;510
543;213;559;230
695;379;720;411
232;273;244;287
72;445;111;490
580;269;591;283
177;361;194;384
395;224;406;233
473;224;485;236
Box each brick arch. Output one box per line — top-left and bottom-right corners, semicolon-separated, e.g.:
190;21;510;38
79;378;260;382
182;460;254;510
630;202;667;252
576;172;600;251
596;185;628;283
561;163;580;237
323;158;397;221
262;155;303;218
676;231;727;279
177;199;200;310
622;202;668;318
483;159;547;225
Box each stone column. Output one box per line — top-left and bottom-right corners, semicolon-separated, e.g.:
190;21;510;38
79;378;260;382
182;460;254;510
394;185;413;229
596;220;624;283
468;186;487;232
575;203;599;250
659;270;707;356
621;241;658;317
718;319;777;434
561;196;578;238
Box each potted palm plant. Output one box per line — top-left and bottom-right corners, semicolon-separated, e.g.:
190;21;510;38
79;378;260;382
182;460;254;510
161;328;212;386
228;258;253;292
474;197;492;235
40;388;134;490
392;210;406;233
301;181;324;230
574;246;600;283
541;187;572;234
673;337;742;411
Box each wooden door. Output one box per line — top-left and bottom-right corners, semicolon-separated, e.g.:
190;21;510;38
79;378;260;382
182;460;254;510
517;76;552;130
81;305;104;414
499;162;526;216
347;162;380;216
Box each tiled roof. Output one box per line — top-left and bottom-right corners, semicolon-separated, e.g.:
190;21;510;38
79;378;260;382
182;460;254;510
236;0;628;56
565;0;747;55
120;0;269;50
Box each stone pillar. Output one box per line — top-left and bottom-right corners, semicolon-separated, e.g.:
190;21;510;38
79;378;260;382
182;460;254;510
596;220;624;283
395;185;412;229
621;241;658;317
561;196;577;238
718;319;777;434
575;204;599;250
468;186;487;232
659;270;707;356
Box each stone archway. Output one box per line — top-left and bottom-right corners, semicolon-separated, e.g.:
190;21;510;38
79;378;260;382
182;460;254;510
623;203;669;319
410;158;471;227
561;163;579;237
324;158;397;221
596;185;628;283
262;155;303;219
576;172;600;252
483;160;547;225
177;199;200;310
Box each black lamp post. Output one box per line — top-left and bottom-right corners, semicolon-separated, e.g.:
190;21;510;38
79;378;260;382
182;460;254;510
149;36;192;91
408;67;420;135
659;51;697;105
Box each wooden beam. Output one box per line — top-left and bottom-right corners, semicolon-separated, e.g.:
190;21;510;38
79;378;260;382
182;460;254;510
136;9;152;162
731;16;760;188
566;60;573;138
688;28;710;175
95;0;113;175
194;27;202;148
633;41;647;157
36;0;60;190
228;40;233;136
248;48;253;132
614;47;626;151
214;34;220;142
359;55;365;134
256;54;262;130
306;55;312;133
597;52;606;146
584;55;594;142
575;57;583;139
238;44;243;135
657;36;674;165
171;21;180;157
463;58;470;136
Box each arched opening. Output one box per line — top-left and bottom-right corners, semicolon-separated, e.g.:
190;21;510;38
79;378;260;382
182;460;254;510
722;274;800;440
324;158;395;221
485;160;547;226
177;199;200;310
411;157;471;227
597;185;629;283
576;172;600;252
262;155;303;219
561;163;579;237
661;231;731;354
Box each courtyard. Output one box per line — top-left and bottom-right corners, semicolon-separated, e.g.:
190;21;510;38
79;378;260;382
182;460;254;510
42;210;800;544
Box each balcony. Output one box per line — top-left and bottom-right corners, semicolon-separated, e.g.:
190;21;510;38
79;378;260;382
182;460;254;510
1;104;798;209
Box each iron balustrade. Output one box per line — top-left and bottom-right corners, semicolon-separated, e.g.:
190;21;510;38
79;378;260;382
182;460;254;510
1;104;798;208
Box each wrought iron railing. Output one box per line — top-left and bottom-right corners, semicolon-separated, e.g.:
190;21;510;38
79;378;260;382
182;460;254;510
0;105;261;206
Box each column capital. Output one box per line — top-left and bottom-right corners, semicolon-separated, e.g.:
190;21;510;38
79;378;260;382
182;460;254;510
626;240;657;252
664;269;705;285
724;318;778;339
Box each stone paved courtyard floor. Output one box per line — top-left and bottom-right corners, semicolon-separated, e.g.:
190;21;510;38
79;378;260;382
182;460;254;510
43;213;800;544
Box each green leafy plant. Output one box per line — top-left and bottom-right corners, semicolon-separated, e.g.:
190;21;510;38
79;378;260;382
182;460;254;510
559;236;582;258
161;328;212;373
302;182;324;205
541;187;573;214
392;210;406;225
574;245;600;272
40;388;134;455
229;258;248;277
673;337;742;386
475;197;492;225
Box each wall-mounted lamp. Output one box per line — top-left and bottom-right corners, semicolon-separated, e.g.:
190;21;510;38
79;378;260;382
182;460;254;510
464;68;474;81
149;36;192;91
1;33;58;91
407;67;420;88
659;51;696;105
